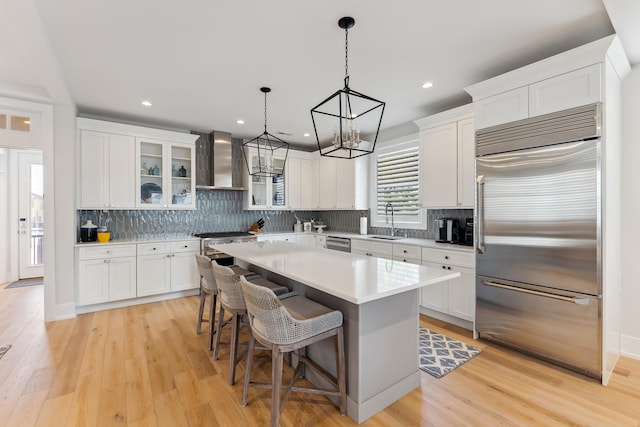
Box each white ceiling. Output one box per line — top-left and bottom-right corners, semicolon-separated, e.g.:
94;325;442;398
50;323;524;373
2;1;639;150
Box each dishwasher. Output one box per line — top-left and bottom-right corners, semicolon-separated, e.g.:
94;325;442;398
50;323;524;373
326;236;351;252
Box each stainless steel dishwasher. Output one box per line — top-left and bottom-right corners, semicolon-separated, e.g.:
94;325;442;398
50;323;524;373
325;236;351;252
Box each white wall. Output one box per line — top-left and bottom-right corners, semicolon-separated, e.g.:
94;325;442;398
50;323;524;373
51;105;77;318
621;65;640;359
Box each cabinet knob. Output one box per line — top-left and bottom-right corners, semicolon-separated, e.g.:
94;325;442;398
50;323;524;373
153;248;157;251
447;266;451;270
166;254;171;258
442;265;446;269
183;245;188;248
445;255;449;259
104;259;108;263
403;250;407;253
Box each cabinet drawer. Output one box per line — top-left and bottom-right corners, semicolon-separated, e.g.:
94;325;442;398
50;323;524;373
393;256;421;265
170;240;200;253
137;242;171;255
351;239;393;257
78;244;136;260
421;247;473;267
392;244;421;260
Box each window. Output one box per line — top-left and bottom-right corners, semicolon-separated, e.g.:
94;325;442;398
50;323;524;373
371;136;425;229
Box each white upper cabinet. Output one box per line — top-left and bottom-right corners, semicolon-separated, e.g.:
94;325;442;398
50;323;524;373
77;118;197;210
315;155;368;210
465;37;621;130
528;64;602;117
243;148;287;210
473;87;528;130
287;156;314;210
79;130;136;209
415;104;475;209
136;138;196;209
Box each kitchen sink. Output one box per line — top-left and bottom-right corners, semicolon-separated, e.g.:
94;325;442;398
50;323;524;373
368;235;404;241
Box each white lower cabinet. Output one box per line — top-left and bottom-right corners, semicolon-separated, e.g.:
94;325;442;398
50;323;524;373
257;234;295;243
420;247;475;323
77;244;137;305
350;239;393;259
137;240;199;297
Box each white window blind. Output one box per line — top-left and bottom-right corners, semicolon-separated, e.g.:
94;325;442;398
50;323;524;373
376;146;420;216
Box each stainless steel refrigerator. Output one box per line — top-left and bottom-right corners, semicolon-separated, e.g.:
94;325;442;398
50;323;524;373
475;103;602;379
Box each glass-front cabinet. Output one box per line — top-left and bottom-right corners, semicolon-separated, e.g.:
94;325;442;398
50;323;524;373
137;138;195;209
244;149;287;210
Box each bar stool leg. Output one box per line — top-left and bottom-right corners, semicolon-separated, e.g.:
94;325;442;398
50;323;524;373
337;326;347;414
196;290;206;334
242;334;256;407
228;311;241;385
271;347;284;427
213;305;225;360
207;293;217;351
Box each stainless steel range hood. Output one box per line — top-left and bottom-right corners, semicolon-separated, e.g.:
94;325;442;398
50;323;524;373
196;131;246;190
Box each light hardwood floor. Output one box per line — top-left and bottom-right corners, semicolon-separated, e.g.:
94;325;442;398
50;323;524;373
1;283;639;426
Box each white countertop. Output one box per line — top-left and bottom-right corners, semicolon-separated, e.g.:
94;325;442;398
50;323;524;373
260;231;474;252
74;235;199;247
213;241;460;305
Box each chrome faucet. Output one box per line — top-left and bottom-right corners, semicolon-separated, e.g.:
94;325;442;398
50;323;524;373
385;202;395;237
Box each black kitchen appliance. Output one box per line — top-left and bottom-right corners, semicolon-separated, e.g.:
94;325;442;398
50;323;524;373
434;218;458;244
462;217;474;246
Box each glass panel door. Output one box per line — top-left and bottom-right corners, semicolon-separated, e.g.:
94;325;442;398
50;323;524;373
250;153;267;207
169;144;193;207
139;141;164;206
18;151;44;279
271;157;286;206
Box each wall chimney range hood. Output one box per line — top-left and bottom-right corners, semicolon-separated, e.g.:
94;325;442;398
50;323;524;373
195;130;247;190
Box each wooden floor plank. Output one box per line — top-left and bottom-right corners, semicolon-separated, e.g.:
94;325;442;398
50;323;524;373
1;285;639;426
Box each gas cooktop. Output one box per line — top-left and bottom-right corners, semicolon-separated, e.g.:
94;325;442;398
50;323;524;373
194;231;254;239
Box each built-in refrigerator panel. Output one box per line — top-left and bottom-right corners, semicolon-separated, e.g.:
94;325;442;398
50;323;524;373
476;276;601;378
476;138;600;296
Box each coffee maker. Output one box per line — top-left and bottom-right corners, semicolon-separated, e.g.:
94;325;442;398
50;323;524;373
434;218;458;244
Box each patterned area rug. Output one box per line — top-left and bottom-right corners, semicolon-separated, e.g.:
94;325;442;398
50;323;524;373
0;345;11;359
5;278;43;289
419;328;482;378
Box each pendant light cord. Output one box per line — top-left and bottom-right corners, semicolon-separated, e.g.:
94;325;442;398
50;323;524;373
264;90;268;133
344;27;350;88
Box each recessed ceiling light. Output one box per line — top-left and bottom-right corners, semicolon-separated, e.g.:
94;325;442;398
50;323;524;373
422;82;433;89
141;100;152;107
237;119;245;124
303;133;310;137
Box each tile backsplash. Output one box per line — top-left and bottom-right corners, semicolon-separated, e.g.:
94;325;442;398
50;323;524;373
77;191;472;241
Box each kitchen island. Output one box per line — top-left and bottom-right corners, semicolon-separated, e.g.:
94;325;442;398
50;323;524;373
212;241;460;423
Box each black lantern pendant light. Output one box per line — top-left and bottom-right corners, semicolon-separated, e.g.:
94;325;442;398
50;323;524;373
242;87;289;177
311;17;385;159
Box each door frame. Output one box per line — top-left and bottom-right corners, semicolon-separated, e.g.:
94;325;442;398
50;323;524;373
0;97;55;321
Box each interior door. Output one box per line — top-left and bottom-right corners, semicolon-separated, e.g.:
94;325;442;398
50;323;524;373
18;150;44;278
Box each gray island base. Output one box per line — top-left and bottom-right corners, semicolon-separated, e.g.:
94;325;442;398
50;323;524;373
213;241;459;423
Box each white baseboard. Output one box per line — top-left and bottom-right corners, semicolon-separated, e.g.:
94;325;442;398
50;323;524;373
52;302;76;321
75;289;199;315
621;334;640;360
419;306;474;331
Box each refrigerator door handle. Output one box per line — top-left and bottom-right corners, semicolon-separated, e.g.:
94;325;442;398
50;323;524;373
476;175;485;254
483;280;591;305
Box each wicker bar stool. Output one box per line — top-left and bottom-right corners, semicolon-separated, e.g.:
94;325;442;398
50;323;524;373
195;255;259;350
239;276;346;427
210;260;290;385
